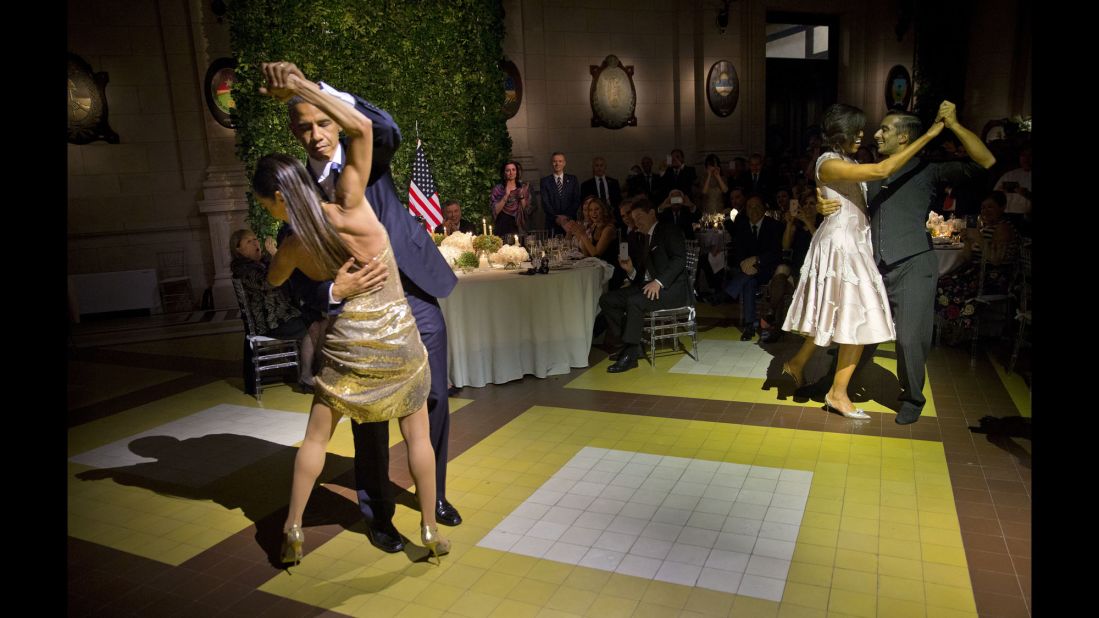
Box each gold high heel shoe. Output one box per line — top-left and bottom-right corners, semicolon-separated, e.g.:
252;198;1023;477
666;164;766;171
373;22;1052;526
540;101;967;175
824;394;870;420
782;362;803;388
421;525;451;564
281;524;305;565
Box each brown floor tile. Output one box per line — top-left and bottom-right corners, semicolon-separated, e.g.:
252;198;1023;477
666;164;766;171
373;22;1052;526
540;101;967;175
951;475;990;491
958;516;1002;536
994;506;1031;524
965;548;1017;574
955;488;994;504
999;520;1030;540
1003;536;1031;558
989;492;1030;509
963;533;1010;554
972;590;1032;618
970;569;1023;596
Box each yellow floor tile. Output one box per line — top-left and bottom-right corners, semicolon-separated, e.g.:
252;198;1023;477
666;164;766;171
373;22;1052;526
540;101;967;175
833;549;877;574
877;556;924;582
787;562;834;588
545;586;598;614
831;568;876;593
599;573;649;601
488;599;542;618
827;589;876;618
924;582;978;613
470;571;523;598
920;543;968;567
448;590;504;618
783;581;831;609
777;605;828;618
875;597;926;618
582;595;640;618
877;575;925;603
640;580;691;609
682;587;735;616
731;595;781;617
506;578;560;607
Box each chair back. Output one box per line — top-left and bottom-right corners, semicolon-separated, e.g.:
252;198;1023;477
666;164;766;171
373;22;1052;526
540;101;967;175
683;239;700;306
231;278;261;337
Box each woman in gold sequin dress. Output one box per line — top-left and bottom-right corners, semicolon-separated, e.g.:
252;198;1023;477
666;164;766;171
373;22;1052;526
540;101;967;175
253;64;450;564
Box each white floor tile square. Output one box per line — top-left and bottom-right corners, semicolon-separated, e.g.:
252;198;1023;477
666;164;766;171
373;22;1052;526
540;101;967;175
738;574;786;602
697;567;744;594
476;448;813;603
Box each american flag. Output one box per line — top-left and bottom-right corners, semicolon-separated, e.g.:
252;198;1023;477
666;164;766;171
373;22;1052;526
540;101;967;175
408;140;443;231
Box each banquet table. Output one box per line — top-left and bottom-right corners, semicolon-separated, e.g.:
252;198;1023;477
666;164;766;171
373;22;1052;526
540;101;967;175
933;242;966;276
439;261;607;388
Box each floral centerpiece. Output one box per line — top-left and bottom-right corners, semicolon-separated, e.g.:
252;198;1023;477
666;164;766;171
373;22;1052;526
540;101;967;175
431;232;446;246
472;234;503;254
455;251;479;273
493;244;530;269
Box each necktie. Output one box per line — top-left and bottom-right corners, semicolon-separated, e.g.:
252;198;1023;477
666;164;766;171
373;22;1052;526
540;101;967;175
645;175;652;191
326;162;342;201
752;223;759;239
556;176;564;198
752;173;759;186
598;178;606;200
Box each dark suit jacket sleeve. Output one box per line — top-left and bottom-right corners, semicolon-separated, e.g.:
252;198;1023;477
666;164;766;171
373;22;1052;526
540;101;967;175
931;160;987;188
349;93;401;185
653;224;687;287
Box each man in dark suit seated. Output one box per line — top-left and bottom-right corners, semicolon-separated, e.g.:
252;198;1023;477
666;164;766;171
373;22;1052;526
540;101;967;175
275;61;462;554
745;153;776;202
539;151;581;237
599;198;689;373
723;194;783;341
433;199;475;235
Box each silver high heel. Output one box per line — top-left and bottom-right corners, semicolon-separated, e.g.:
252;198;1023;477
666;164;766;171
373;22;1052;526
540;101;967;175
421;525;451;564
281;524;305;565
824;395;870;420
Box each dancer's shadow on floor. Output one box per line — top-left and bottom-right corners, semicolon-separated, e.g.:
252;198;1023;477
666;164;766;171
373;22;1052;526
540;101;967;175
970;415;1031;468
75;434;367;568
762;347;904;414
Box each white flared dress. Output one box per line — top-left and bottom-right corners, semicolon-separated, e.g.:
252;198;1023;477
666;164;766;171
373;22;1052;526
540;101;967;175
782;152;895;346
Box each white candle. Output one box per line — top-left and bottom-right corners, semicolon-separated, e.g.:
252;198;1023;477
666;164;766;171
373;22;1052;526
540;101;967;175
482;217;487;236
514;234;519;246
489;225;494;236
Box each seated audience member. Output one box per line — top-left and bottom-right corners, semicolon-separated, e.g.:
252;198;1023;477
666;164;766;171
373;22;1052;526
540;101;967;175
491;160;533;237
657;189;700;240
994;145;1031;230
723;195;784;341
599;199;689;372
434;199;476;235
934;191;1020;345
564;197;627;289
230;228;324;389
761;191;822;343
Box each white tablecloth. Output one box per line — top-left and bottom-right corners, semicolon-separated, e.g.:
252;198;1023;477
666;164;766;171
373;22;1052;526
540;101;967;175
934;244;966;276
439;263;606;388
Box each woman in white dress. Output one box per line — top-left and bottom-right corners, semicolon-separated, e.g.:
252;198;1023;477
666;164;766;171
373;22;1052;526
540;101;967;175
781;104;942;418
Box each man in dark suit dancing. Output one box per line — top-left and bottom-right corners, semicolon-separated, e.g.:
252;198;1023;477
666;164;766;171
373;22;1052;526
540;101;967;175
539;152;581;237
272;61;462;553
813;101;994;425
600;198;689;373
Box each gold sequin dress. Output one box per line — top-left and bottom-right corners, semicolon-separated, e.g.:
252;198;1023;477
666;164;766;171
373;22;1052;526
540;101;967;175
314;235;430;423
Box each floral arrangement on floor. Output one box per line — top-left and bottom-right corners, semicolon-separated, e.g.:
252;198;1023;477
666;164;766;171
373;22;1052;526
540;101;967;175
472;234;503;254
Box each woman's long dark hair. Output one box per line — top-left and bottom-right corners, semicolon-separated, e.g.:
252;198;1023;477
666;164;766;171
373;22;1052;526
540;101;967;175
500;160;524;186
821;104;866;153
252;153;349;275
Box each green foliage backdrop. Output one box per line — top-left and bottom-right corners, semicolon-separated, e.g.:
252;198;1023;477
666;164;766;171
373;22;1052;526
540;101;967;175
226;0;512;235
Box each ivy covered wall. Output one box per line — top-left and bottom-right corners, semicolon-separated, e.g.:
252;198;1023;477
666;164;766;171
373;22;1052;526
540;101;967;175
227;0;512;234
